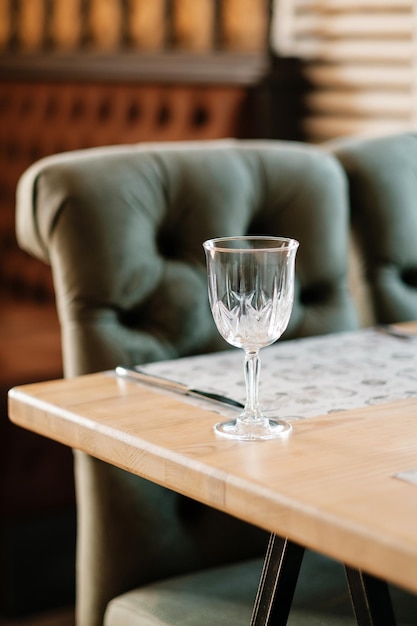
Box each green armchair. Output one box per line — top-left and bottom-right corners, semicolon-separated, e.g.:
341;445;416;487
16;140;360;625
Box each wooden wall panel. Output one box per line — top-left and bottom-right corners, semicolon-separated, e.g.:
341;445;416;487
1;0;269;53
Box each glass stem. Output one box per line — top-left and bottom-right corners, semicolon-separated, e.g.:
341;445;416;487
243;350;262;421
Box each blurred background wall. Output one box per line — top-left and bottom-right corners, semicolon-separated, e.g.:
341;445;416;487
0;0;268;53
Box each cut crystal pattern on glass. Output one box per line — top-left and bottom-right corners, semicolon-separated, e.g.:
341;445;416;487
203;235;299;440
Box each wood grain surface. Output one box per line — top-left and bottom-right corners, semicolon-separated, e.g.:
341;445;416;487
8;323;417;594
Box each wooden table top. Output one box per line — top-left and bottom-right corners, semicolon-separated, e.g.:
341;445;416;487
8;322;417;596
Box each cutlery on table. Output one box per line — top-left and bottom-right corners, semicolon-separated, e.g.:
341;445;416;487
115;366;244;410
377;325;417;341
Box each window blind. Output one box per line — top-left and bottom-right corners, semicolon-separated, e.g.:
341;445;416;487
271;0;417;142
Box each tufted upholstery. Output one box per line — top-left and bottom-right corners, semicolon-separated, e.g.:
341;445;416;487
16;139;358;626
331;132;417;325
17;140;358;378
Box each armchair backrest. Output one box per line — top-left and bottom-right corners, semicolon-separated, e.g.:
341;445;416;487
332;132;417;324
17;140;358;379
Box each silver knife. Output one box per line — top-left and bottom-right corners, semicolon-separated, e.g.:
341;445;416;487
377;324;417;341
115;366;244;410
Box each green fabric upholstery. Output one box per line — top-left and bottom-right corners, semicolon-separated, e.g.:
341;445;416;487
104;553;354;626
16;140;358;626
331;132;417;324
104;551;417;626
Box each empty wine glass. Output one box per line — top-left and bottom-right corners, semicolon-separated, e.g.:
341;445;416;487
203;236;299;440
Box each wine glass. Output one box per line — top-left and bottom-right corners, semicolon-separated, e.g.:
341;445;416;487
203;236;299;441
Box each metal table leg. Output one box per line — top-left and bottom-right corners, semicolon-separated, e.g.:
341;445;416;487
250;532;397;626
250;533;305;626
345;566;397;626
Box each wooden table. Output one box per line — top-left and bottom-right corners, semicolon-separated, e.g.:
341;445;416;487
8;323;417;624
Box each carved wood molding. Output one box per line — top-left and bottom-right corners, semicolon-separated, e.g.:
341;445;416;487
0;51;270;84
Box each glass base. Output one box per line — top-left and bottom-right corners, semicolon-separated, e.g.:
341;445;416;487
213;417;292;441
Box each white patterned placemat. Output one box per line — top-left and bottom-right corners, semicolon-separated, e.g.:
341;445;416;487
137;327;417;421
